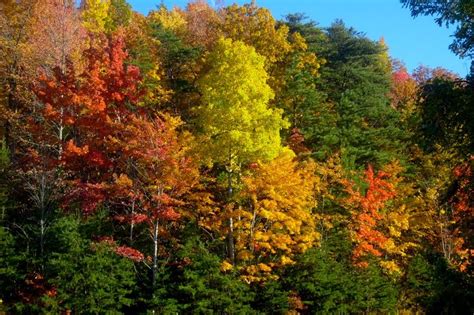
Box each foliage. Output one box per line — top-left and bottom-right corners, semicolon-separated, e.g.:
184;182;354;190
403;252;474;313
417;76;474;155
237;150;319;282
197;37;287;170
1;0;473;313
41;216;136;313
306;20;407;168
0;226;22;304
80;0;111;33
175;238;255;313
286;235;398;313
401;0;474;58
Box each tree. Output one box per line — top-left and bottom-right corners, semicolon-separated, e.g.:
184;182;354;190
237;150;319;282
286;235;398;313
219;3;291;66
30;0;84;73
41;216;136;313
0;226;22;305
33;31;200;305
403;252;474;313
80;0;111;33
449;158;474;273
183;0;221;49
110;113;199;297
276;33;324;133
299;21;407;168
31;33;141;213
283;13;326;52
197;37;286;169
196;37;288;263
147;9;202;115
123;12;173;108
175;237;254;313
416;75;474;156
106;0;132;32
0;0;40;155
401;0;474;58
218;2;294;94
344;165;403;273
389;60;418;122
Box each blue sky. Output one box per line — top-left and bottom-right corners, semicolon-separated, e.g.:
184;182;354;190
128;0;471;76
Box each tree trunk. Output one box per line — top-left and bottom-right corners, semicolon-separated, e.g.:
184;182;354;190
129;199;135;244
39;173;47;270
152;219;159;289
227;169;235;264
250;202;256;253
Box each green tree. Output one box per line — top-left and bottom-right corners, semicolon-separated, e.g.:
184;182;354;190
401;0;474;59
148;14;201;114
403;252;474;313
106;0;132;32
0;226;22;307
176;238;254;313
417;77;474;156
251;280;290;314
314;21;407;168
286;233;398;313
42;216;136;313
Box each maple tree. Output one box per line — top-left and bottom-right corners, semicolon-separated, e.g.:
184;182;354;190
109;113;199;290
389;61;418;122
32;31;200;294
344;165;396;271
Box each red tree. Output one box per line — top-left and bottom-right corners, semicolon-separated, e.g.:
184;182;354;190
345;165;396;267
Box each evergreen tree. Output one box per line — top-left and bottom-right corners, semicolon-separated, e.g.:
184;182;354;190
284;18;407;168
41;216;136;313
176;238;255;313
286;233;398;313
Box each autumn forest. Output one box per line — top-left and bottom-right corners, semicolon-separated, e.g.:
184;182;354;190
0;0;473;313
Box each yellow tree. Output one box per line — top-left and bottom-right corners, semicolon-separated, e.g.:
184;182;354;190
236;149;319;282
218;2;291;66
80;0;110;33
196;37;288;263
378;161;417;274
0;0;39;151
411;145;469;269
218;2;292;94
148;5;187;38
218;2;323;99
